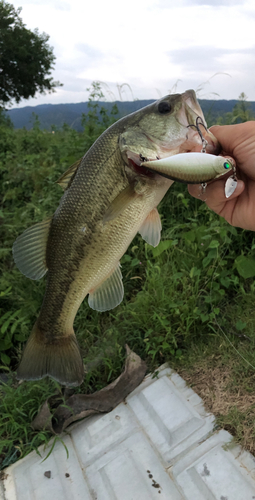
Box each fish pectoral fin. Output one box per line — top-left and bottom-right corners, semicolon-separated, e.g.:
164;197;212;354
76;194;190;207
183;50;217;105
88;263;124;312
12;217;52;280
57;158;82;190
16;322;84;387
139;208;162;247
103;185;138;223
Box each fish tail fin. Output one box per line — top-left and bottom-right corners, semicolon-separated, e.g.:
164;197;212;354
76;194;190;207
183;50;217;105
16;322;84;387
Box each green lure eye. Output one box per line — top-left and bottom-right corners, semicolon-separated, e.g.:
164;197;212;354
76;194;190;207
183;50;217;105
224;161;231;170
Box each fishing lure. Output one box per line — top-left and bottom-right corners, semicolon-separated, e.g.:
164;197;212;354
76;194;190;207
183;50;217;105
141;152;235;184
187;117;238;197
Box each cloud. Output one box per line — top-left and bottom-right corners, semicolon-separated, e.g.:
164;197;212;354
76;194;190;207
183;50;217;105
56;76;90;93
168;46;255;73
74;44;104;59
191;0;244;4
19;0;71;8
168;46;228;73
164;45;255;100
8;0;255;107
155;0;244;6
53;1;71;11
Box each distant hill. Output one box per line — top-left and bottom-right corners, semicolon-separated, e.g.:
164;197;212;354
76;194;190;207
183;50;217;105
5;98;255;131
5;101;155;131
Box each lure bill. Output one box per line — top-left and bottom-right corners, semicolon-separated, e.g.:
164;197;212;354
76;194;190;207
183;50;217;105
141;152;235;184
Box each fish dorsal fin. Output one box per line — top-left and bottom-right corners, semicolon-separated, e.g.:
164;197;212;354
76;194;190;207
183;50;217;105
57;158;82;190
103;184;138;223
88;263;124;312
12;217;52;280
139;208;162;247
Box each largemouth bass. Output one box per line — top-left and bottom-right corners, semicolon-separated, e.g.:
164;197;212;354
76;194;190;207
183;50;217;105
13;90;220;387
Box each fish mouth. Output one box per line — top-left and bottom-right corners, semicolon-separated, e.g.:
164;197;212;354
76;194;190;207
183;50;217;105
140;90;220;157
179;90;221;155
124;89;221;179
125;150;158;178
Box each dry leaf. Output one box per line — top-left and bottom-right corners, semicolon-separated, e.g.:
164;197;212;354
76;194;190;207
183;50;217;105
32;345;146;434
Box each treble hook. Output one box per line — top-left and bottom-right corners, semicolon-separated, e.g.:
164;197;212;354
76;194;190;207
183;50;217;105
187;116;208;153
196;116;208;132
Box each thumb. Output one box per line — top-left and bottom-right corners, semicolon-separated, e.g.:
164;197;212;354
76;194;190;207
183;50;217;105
210;122;255;156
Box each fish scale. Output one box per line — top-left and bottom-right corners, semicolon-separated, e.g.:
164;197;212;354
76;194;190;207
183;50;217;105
12;89;221;386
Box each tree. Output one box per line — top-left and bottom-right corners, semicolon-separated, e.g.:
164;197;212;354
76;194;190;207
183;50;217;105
230;92;254;123
217;92;254;125
0;1;62;106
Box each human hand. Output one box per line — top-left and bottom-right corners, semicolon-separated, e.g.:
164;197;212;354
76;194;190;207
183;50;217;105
188;122;255;231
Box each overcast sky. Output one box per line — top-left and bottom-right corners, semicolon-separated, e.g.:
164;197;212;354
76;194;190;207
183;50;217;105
10;0;255;108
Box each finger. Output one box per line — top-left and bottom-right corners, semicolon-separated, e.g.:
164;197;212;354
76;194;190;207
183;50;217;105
210;123;255;159
209;125;238;153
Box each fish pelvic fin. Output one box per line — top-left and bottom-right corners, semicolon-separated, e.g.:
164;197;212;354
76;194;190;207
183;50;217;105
88;263;124;312
16;322;84;387
139;208;162;247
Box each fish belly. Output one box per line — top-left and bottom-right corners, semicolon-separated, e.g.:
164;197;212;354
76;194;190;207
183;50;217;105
50;179;172;332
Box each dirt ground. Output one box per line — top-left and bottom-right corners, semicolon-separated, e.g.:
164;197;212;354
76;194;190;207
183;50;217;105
178;358;255;455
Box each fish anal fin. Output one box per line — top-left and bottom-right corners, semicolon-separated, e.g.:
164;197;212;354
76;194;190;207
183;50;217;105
57;158;82;190
103;185;138;223
16;322;84;387
12;217;52;280
88;263;124;312
139;208;162;247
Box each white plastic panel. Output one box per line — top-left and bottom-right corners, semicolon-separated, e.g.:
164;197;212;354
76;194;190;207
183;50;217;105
172;430;255;500
2;436;92;500
71;404;138;467
2;365;255;500
127;370;215;464
85;432;183;500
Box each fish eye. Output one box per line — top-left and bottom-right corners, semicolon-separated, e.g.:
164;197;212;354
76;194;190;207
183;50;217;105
224;161;231;169
158;101;172;114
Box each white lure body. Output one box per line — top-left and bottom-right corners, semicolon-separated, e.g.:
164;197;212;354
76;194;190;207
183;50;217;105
141;152;235;183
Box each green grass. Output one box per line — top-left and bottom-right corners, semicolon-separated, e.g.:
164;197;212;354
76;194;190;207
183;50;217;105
2;223;255;463
1;84;255;467
0;376;61;468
